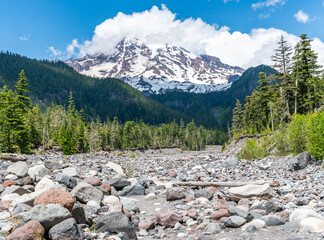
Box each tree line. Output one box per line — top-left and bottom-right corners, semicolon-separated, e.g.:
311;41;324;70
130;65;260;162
232;34;323;136
0;71;227;154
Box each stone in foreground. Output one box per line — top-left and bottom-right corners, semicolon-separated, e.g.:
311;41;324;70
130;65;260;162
299;217;324;233
228;184;274;198
157;208;182;228
224;216;246;228
6;220;44;240
34;189;75;211
95;212;137;239
48;218;85;240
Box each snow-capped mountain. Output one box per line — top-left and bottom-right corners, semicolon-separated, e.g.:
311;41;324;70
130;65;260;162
66;38;244;94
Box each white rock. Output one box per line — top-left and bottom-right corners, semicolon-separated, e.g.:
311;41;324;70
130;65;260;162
300;217;324;232
145;193;156;199
7;161;29;177
1;193;20;201
28;165;51;180
61;167;78;177
0;211;10;220
195;197;210;206
5;174;18;180
241;219;266;231
229;184;274;198
88;170;98;176
290;208;324;222
34;177;56;192
106;162;125;175
102;195;119;206
87;200;100;209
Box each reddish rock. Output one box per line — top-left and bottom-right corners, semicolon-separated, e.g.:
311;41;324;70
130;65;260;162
84;177;101;186
3;180;16;188
6;220;44;240
123;209;131;218
214;205;228;210
138;219;155;231
23;176;33;185
34;189;75;211
185;196;196;202
101;184;111;192
166;191;186;201
276;211;290;221
167;171;177;177
212;209;230;220
157;208;182;228
0;200;13;210
186;209;198;220
188;228;197;235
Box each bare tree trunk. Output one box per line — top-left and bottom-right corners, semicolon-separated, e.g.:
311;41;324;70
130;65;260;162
270;101;274;132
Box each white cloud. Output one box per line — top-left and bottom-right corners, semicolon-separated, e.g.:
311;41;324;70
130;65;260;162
224;0;239;3
66;5;324;68
294;10;310;23
252;0;285;10
48;46;62;56
19;34;30;41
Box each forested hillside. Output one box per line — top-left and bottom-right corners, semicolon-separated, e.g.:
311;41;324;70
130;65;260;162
0;52;188;125
151;65;277;128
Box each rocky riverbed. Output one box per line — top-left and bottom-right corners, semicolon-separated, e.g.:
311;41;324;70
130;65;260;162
0;144;324;240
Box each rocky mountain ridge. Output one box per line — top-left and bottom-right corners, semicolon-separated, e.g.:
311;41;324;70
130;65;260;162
66;38;244;94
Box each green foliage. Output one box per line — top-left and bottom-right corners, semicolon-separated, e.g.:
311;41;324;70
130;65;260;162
287;114;308;154
306;111;324;159
237;139;268;160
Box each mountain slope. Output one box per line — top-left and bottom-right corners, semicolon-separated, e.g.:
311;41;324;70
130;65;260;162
66;38;244;95
151;65;277;128
0;52;189;124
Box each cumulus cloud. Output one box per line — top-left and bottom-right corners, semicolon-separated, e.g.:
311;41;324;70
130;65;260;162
66;5;324;68
294;10;310;23
252;0;285;10
48;46;62;56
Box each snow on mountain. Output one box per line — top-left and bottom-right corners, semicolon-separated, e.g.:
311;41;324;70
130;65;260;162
66;38;244;94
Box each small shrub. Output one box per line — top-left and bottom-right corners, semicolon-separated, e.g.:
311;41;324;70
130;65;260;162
306;111;324;160
238;139;267;160
287;114;308;155
129;153;136;158
273;130;290;155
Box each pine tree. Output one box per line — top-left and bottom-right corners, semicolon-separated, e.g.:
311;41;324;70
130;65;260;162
15;70;30;113
232;99;243;135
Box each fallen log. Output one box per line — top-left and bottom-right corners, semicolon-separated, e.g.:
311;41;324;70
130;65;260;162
0;155;27;162
174;180;280;188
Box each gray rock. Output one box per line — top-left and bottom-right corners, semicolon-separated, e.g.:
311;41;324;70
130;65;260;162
19;204;71;230
11;203;32;215
264;200;278;213
72;202;87;224
56;173;78;189
138;175;154;188
62;167;79;177
7;161;28;177
118;182;145;196
28;165;51;180
288;152;311;171
283;221;300;232
95;212;137;239
108;178;131;191
228;206;252;221
194;189;213;200
48;218;84;240
44;160;63;171
166;190;186;201
204;222;220;234
1;185;30;197
246;225;258;233
121;198;139;212
261;215;285;226
71;182;103;204
224;216;246;228
222;155;238;168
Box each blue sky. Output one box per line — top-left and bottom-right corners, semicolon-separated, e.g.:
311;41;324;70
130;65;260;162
1;0;324;67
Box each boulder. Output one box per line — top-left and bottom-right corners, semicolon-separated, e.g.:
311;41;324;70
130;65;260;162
194;189;213;200
106;162;125;176
228;206;252;221
241;219;266;231
28;165;51;180
34;177;57;192
48;218;84;240
166;190;186;201
44;160;63;171
118;182;145;196
228;184;274;198
72;202;87;224
71;182;103;204
289;208;324;222
34;189;75;211
299;217;324;233
19;204;71;230
7;161;28;178
261;215;286;226
156;208;182;228
138;219;155;231
55;173;78;189
6;220;44;240
288;152;311;171
61;167;79;177
95;212;137;239
108;178;131;191
224;216;246;228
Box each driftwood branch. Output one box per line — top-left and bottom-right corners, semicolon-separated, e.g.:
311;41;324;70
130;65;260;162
0;155;27;162
174;180;280;188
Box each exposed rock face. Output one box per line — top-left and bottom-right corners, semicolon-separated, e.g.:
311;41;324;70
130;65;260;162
66;38;244;94
34;189;75;211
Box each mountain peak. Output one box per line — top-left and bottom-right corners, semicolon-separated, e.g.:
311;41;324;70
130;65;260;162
66;38;244;94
